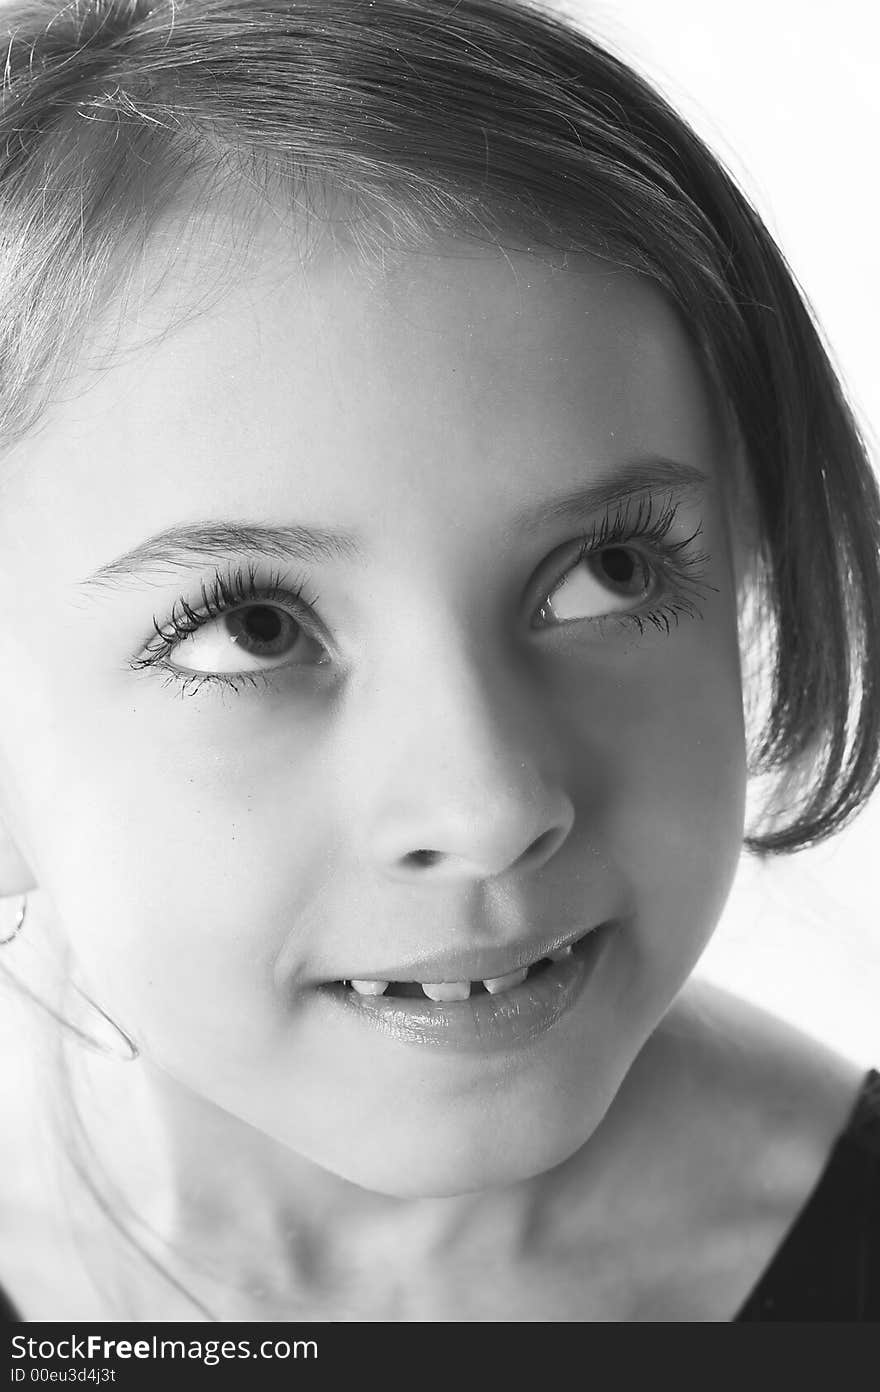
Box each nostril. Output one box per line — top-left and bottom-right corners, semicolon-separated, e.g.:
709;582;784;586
515;827;564;869
407;849;441;868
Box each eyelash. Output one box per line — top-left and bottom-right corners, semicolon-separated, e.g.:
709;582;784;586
129;494;717;698
539;492;716;637
129;561;320;699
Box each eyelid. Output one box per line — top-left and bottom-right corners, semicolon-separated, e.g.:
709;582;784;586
205;583;333;654
133;562;332;667
554;527;657;593
545;493;701;574
528;493;714;633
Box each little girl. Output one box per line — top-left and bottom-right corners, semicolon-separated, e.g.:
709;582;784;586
0;0;878;1323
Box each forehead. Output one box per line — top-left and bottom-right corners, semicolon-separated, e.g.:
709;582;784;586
0;214;728;574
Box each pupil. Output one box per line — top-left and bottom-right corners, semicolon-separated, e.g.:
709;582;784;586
600;547;650;598
245;606;283;642
227;605;292;651
601;547;636;584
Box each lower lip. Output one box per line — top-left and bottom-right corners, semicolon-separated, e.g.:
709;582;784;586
318;923;613;1054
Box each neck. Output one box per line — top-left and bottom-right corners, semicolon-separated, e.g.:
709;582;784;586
53;995;703;1321
56;1047;566;1320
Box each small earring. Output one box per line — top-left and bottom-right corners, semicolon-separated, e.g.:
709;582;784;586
63;982;141;1063
0;892;26;944
0;892;139;1063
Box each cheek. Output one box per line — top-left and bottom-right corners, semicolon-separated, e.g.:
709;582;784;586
563;623;746;970
7;699;336;1076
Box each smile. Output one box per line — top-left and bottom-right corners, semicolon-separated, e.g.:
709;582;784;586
342;936;584;1001
318;923;614;1054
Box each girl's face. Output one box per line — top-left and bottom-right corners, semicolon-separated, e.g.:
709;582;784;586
0;218;748;1197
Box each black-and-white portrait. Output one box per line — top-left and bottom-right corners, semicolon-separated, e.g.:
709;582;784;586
0;0;877;1333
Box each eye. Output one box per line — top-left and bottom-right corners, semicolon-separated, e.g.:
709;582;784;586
130;564;334;697
163;601;328;675
537;544;655;625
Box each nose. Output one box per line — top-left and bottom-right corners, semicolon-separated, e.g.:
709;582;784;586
346;631;576;885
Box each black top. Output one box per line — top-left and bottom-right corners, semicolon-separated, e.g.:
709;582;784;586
733;1067;880;1320
1;1069;877;1322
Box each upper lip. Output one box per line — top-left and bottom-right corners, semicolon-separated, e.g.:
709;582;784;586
328;924;599;985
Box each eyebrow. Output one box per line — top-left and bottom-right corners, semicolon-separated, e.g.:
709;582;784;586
79;520;361;591
508;456;709;532
77;456;709;591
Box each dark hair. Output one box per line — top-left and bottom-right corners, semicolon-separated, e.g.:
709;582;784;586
1;0;878;855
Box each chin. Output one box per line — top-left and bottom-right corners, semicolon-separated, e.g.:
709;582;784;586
312;1111;596;1199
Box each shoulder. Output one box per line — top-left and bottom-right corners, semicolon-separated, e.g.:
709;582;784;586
0;1034;105;1321
659;976;869;1139
0;1168;111;1322
604;978;870;1319
640;975;869;1215
668;981;880;1321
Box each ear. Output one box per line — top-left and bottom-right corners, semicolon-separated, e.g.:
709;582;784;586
0;811;38;895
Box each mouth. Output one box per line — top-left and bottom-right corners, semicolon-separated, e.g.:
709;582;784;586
317;924;612;1054
337;929;593;1001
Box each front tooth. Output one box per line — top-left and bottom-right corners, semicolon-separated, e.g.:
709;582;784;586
421;981;471;1002
482;966;529;995
549;945;573;962
350;979;389;996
